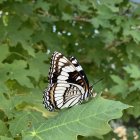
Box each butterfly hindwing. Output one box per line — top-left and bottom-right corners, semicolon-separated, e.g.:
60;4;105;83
43;82;85;111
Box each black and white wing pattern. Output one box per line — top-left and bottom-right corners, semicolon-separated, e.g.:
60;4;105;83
43;51;93;111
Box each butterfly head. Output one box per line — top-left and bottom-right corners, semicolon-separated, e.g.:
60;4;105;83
89;85;93;96
89;78;103;97
89;85;93;92
89;85;97;97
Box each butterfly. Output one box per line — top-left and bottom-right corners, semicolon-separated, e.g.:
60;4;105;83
43;51;95;111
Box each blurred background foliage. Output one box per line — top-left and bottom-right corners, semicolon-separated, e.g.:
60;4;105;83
0;0;140;139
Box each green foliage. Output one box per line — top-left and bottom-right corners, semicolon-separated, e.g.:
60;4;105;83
23;97;129;140
0;0;140;139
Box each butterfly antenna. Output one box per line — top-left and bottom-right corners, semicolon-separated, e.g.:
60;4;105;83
92;78;104;86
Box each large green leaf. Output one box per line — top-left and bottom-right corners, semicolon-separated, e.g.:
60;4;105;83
23;96;129;140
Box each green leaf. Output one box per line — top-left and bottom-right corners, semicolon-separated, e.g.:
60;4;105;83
12;88;43;109
124;64;140;79
110;75;129;98
23;97;129;140
2;14;9;26
21;44;35;57
9;111;46;137
0;93;14;117
132;80;140;91
99;0;123;12
126;43;140;60
4;60;34;88
0;136;13;140
0;44;9;62
0;83;8;93
123;29;140;44
28;52;49;79
128;101;140;118
122;19;140;44
62;13;73;21
124;92;140;118
0;64;9;92
35;1;50;11
0;120;8;135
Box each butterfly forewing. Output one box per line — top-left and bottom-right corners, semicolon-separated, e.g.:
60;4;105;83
69;56;90;87
43;51;92;111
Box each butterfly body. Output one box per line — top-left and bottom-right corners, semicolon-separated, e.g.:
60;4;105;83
43;52;93;111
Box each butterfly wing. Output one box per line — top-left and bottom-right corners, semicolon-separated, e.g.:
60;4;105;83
48;52;89;87
43;52;90;111
69;56;89;82
69;56;90;94
43;83;85;111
